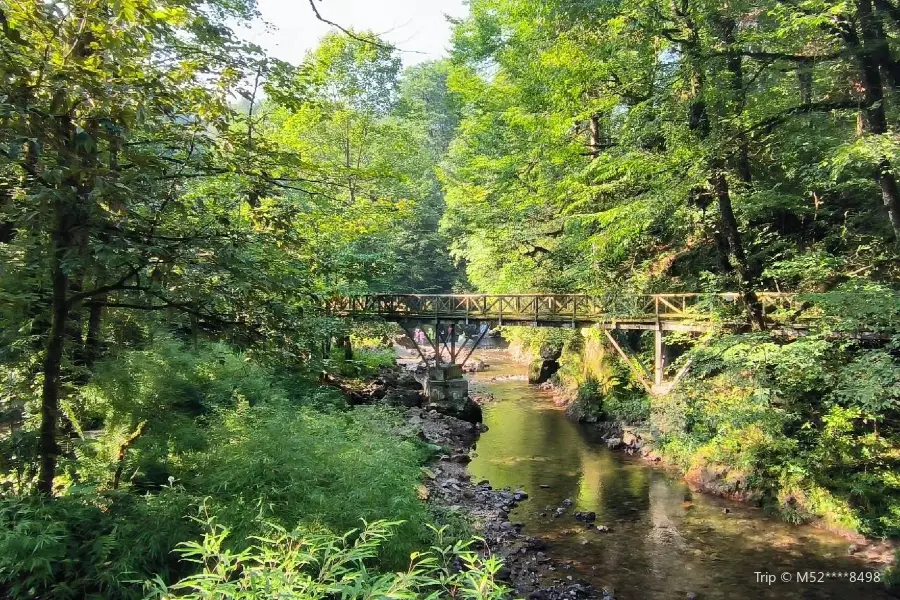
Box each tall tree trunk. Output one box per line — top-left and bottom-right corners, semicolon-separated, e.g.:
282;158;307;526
720;17;753;184
37;204;72;496
863;0;900;91
678;9;766;327
712;172;767;329
848;0;900;239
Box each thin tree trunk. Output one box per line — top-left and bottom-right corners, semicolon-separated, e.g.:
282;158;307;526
83;295;104;369
798;59;814;105
37;205;72;496
341;335;353;361
588;114;602;159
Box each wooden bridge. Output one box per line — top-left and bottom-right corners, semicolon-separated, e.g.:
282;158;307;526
328;292;807;331
328;292;810;395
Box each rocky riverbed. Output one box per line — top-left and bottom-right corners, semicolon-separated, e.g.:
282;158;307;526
337;362;615;599
400;405;616;600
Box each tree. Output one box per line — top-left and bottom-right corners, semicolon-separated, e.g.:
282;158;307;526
0;0;280;494
443;0;900;307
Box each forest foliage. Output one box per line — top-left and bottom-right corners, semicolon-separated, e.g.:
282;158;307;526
441;0;900;542
2;0;900;597
0;1;477;597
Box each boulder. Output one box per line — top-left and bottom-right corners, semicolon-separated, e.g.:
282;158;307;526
574;511;597;522
528;358;560;384
621;430;639;447
396;371;423;390
539;344;563;361
428;396;482;423
605;437;622;450
383;388;422;408
463;359;488;373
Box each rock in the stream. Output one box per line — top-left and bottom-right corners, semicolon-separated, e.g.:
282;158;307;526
621;430;639;447
427;396;483;424
605;437;622;450
561;498;574;507
514;490;529;501
463;359;488;373
573;511;596;522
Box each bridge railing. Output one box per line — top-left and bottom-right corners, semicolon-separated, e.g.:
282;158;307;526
327;292;808;324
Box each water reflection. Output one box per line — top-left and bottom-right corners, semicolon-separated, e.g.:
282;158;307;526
467;354;890;600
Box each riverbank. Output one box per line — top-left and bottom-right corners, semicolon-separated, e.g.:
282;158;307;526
351;353;614;599
498;333;899;568
398;405;613;600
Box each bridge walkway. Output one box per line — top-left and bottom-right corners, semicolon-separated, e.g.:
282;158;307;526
328;292;810;395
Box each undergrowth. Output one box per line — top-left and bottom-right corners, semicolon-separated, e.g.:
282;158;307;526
552;323;900;540
0;338;473;599
148;519;508;600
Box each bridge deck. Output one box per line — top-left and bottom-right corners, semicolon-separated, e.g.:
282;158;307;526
328;293;809;331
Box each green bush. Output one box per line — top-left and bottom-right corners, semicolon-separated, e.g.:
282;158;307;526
178;403;433;568
69;338;342;490
148;519;509;600
655;334;900;537
327;346;398;378
0;339;448;598
0;490;197;600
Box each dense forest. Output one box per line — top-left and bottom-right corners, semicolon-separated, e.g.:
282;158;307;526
1;0;899;598
442;0;900;543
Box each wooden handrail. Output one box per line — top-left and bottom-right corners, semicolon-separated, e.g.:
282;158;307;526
326;292;817;326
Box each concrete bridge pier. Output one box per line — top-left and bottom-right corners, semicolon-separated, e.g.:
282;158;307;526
398;319;487;422
425;364;468;403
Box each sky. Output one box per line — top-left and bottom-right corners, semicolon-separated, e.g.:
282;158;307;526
246;0;470;66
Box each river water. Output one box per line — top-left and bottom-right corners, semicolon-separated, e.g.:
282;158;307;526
465;351;891;600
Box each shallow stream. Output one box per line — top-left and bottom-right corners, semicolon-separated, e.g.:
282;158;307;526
466;352;891;600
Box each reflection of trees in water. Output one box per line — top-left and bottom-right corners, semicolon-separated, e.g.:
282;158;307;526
470;371;891;600
471;397;582;495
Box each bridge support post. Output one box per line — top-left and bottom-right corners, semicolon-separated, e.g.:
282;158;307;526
654;327;664;387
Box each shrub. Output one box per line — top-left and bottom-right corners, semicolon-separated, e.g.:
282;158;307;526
176;403;433;568
147;519;509;600
0;339;448;598
655;334;900;537
0;490;196;600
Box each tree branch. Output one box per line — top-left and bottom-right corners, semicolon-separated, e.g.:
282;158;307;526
744;99;869;136
307;0;408;52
